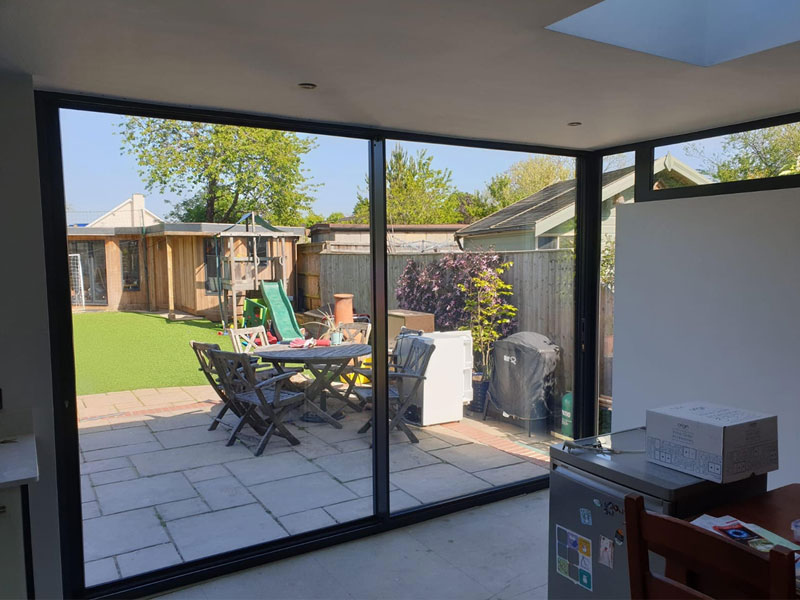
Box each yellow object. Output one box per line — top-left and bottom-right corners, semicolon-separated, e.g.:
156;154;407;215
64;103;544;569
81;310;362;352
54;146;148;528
341;357;372;385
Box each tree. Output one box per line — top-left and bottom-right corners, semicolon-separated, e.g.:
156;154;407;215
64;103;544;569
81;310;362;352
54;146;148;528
305;210;347;226
352;145;455;224
505;155;574;202
118;118;318;225
688;123;800;182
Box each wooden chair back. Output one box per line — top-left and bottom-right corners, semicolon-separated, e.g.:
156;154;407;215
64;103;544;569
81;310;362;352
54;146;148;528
338;322;371;345
190;341;223;391
624;493;796;599
230;326;270;354
208;349;257;397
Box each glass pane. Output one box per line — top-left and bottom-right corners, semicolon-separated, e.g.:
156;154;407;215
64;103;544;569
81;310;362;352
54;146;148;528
379;140;573;512
60;108;372;586
653;122;800;189
597;152;635;434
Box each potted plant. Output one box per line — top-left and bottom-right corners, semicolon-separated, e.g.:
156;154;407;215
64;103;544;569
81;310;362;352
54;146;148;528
458;261;517;411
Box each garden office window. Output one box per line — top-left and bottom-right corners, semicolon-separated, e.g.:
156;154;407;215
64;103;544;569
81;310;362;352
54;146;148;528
120;239;140;291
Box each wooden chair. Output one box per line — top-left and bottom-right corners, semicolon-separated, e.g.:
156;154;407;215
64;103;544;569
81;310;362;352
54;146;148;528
230;325;270;353
356;337;435;443
209;349;305;456
189;341;264;436
338;321;371;345
624;493;796;599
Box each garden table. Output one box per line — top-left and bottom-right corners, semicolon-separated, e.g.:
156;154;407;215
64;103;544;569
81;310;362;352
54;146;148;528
255;343;372;429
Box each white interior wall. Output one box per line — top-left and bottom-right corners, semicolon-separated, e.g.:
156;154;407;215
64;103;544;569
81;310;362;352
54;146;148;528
612;188;800;488
0;71;63;598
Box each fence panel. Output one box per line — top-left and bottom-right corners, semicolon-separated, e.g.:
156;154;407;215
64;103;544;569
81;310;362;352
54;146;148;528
301;248;576;391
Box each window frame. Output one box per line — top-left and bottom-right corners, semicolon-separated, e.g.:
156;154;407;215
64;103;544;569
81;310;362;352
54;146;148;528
119;238;141;292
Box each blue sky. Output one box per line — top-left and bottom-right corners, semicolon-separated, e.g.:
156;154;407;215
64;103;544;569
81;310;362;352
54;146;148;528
59;108;714;221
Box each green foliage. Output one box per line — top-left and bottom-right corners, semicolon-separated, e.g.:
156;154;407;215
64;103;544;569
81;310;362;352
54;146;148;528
600;236;615;292
118;117;318;225
457;261;518;376
353;145;455;224
688;123;800;182
304;210;348;227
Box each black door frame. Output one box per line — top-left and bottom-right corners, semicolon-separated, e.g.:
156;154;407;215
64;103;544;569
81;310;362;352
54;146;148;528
37;92;580;598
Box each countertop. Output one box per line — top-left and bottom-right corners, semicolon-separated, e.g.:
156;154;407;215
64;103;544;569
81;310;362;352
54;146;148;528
0;433;38;489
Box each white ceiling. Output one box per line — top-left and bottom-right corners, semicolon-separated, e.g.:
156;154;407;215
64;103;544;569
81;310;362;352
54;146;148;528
1;0;799;151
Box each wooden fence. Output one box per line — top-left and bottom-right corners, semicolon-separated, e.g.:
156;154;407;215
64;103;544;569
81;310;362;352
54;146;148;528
298;246;582;391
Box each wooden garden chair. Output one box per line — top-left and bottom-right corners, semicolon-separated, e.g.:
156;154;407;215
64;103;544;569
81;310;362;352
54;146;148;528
356;337;435;443
230;325;270;353
624;493;796;599
209;349;305;456
189;341;265;436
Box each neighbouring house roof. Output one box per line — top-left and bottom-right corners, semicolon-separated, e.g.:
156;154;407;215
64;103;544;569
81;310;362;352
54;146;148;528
309;223;466;235
456;155;708;240
86;193;164;228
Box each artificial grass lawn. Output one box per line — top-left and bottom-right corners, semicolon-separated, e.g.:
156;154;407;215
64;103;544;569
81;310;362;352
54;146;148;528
72;312;224;395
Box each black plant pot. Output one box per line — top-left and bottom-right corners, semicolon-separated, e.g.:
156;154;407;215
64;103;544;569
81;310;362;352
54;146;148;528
469;375;490;413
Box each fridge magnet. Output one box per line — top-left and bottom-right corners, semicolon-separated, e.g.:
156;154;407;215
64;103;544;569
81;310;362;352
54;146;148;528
614;528;624;545
579;508;593;526
599;535;614;568
593;498;602;508
555;525;593;591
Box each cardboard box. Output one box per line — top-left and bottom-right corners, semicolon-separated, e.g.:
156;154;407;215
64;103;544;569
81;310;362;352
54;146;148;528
387;309;435;341
646;403;778;483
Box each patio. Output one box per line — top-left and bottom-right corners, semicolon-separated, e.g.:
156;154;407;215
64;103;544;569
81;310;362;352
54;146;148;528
78;385;552;586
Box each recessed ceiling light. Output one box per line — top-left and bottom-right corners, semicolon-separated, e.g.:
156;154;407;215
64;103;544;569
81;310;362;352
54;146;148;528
297;82;317;90
568;122;582;127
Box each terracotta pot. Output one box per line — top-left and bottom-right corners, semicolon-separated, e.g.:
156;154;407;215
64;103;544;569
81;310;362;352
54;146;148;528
333;293;354;325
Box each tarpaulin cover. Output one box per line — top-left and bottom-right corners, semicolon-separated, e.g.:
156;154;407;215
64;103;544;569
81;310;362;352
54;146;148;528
488;332;560;421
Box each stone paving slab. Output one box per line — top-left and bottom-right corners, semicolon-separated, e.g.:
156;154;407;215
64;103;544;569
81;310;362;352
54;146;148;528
473;462;549;486
156;498;211;522
82;501;100;519
84;557;119;586
278;508;338;536
84;441;164;462
117;543;182;578
249;472;357;517
146;412;215;432
80;426;158;452
194;476;256;511
391;463;491;505
95;472;197;515
154;425;229;449
83;507;169;561
225;453;320;486
80;456;132;475
430;443;524;473
184;464;229;483
167;504;288;562
312;449;371;482
90;466;139;486
131;442;253;476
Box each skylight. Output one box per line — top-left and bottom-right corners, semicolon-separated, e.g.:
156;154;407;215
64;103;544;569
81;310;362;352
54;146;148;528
546;0;800;67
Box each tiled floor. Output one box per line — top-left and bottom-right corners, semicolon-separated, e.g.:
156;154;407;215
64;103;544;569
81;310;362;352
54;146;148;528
78;386;552;586
152;491;550;600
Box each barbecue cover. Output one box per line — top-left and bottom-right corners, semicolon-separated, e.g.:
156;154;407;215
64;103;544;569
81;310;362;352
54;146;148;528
488;332;560;421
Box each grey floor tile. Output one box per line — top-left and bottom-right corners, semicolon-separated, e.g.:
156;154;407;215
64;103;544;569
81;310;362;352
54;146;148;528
391;463;491;504
154;425;229;449
184;464;229;483
313;449;371;482
83;507;169;561
197;552;353;600
291;435;341;459
249;472;357;516
117;543;182;578
333;437;372;452
225;453;319;486
343;477;387;497
323;496;372;523
84;557;119;587
278;508;337;535
90;466;139;486
131;442;253;476
474;461;549;486
80;426;158;452
305;417;370;444
95;472;197;514
194;476;255;511
167;504;288;562
157;498;210;521
314;530;492;600
80;456;131;475
415;436;453;452
405;490;550;597
84;441;164;462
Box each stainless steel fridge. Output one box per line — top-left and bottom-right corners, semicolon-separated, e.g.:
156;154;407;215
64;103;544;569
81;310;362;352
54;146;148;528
547;428;766;599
